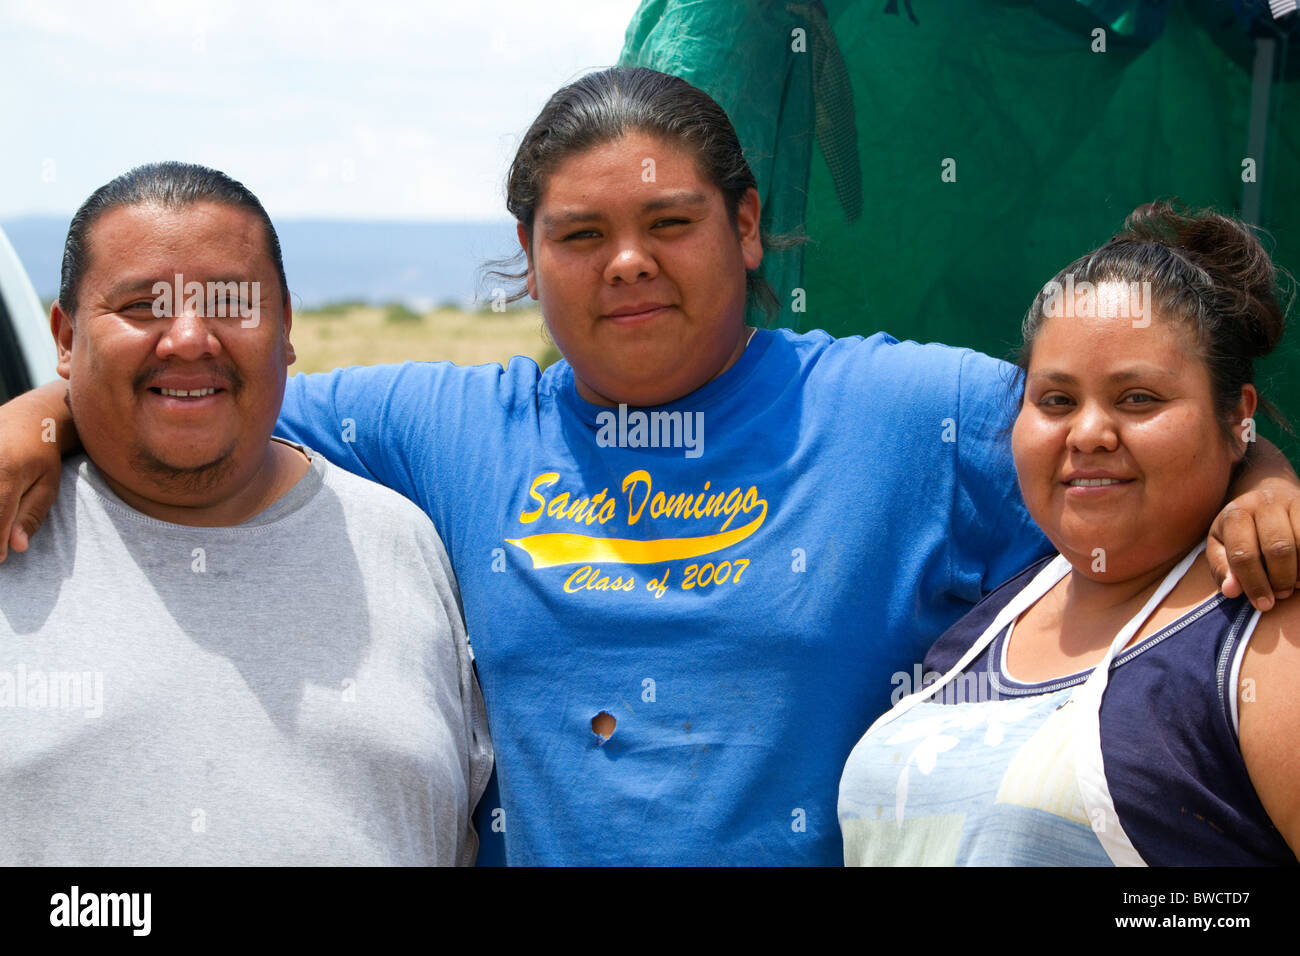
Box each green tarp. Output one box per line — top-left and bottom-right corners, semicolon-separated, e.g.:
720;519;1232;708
621;0;1299;461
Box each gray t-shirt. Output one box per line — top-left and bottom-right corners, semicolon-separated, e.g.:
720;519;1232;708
0;445;491;865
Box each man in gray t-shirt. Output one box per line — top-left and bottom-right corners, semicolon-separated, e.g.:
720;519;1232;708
0;162;491;865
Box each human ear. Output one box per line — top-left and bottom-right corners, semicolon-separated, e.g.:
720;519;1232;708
517;221;538;300
51;302;74;380
282;297;296;367
735;188;763;272
1232;384;1260;461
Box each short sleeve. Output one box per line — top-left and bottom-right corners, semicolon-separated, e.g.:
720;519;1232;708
948;349;1052;603
276;358;547;567
277;364;429;507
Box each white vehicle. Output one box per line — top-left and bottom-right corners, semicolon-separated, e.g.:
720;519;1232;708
0;225;58;403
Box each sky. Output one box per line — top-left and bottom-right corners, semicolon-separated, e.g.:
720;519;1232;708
0;0;644;221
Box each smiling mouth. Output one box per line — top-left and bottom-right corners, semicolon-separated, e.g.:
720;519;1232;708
1066;478;1129;486
146;386;228;403
152;387;221;398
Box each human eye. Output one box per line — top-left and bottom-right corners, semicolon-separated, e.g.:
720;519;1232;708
652;217;690;228
1120;392;1159;406
210;292;241;315
561;228;600;241
1037;392;1073;409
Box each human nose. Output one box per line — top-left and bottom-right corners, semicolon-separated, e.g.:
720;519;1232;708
1068;400;1120;454
602;234;659;284
157;305;219;361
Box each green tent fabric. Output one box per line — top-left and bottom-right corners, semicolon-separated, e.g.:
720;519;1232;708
620;0;1300;462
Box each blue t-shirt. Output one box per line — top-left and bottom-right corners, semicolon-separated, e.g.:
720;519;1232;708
275;327;1050;865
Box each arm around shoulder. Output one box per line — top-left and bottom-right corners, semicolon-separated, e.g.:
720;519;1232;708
950;348;1051;596
1208;436;1300;610
0;380;79;560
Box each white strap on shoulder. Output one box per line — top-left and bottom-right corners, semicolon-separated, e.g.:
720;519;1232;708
1228;607;1264;739
863;556;1072;736
1072;544;1205;867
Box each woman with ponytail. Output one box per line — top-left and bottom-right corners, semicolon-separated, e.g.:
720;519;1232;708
840;202;1300;866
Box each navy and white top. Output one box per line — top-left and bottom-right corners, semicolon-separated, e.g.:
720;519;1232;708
839;554;1297;866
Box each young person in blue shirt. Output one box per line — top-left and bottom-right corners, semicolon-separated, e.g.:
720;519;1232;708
1;68;1297;866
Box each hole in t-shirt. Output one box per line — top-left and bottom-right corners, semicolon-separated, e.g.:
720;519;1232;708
591;711;617;740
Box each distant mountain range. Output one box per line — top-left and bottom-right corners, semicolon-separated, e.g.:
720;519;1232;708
1;217;524;310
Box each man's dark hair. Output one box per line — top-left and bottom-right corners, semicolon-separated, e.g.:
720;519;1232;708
487;66;786;318
59;162;289;316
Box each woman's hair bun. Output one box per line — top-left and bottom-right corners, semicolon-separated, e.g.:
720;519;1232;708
1118;200;1288;359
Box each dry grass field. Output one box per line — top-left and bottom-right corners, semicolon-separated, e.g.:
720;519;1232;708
288;303;559;376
